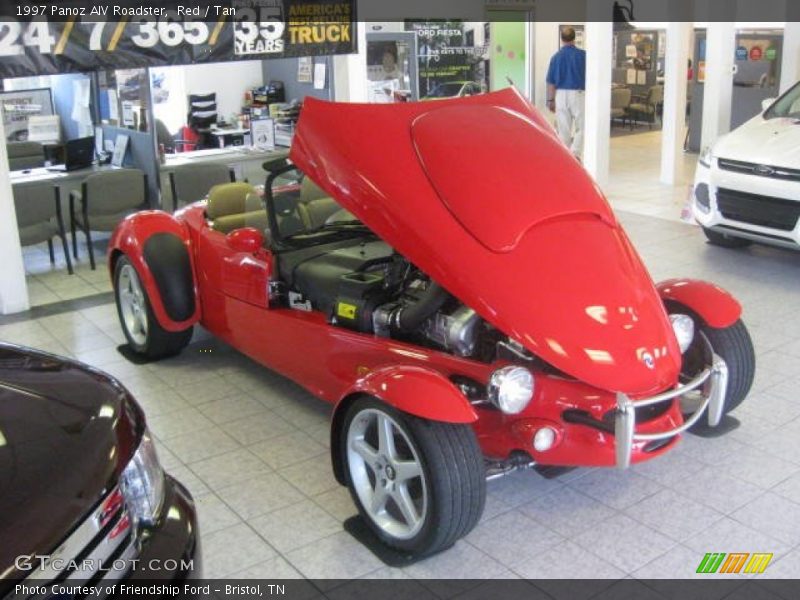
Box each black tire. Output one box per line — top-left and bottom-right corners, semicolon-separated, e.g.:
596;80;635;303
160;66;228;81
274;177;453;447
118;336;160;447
340;397;485;557
703;227;752;248
114;255;193;360
673;307;755;431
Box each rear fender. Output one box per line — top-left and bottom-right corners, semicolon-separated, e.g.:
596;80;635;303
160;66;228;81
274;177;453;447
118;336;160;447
109;211;200;332
329;365;478;484
657;278;741;328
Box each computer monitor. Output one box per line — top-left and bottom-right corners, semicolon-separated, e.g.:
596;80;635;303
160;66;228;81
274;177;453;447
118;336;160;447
48;136;94;172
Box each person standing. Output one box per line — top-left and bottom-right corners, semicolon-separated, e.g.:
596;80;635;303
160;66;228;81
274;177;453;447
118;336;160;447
546;27;586;159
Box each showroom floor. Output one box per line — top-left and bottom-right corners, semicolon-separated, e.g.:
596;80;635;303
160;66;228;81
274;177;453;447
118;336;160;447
3;135;800;586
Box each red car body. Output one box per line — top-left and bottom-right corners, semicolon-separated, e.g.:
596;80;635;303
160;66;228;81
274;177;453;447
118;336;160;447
109;89;743;470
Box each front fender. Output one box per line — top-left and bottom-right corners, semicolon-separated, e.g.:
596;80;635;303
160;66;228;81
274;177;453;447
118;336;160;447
109;211;200;332
657;278;741;328
329;365;478;485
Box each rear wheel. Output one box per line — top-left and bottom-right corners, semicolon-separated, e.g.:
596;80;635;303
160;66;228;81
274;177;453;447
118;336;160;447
703;227;752;248
341;397;485;557
114;255;193;359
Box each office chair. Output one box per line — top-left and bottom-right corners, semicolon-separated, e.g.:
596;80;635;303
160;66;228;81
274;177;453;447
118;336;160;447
169;162;235;212
14;182;73;275
70;169;147;270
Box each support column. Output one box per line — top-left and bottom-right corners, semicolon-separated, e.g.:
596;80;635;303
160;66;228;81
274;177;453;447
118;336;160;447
333;21;368;102
780;21;800;94
700;21;736;151
533;21;561;113
583;18;613;187
0;114;29;314
660;22;692;185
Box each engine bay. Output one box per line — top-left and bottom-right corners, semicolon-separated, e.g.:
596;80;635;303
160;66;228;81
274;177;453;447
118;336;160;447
273;236;536;365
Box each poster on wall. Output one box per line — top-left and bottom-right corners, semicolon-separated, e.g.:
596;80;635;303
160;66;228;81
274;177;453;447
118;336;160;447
0;0;357;78
297;57;313;83
0;88;54;142
405;21;487;99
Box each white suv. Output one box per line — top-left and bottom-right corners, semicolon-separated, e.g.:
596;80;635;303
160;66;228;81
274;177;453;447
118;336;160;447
693;82;800;250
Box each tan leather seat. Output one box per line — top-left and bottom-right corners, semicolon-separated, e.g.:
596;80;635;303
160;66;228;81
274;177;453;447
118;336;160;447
206;182;269;234
297;177;341;228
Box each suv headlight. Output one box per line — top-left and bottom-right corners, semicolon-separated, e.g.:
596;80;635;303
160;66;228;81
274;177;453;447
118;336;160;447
669;314;695;354
120;430;165;526
698;146;714;168
488;366;534;414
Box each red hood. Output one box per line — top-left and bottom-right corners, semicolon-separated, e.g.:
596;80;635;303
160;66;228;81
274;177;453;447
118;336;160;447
290;89;680;396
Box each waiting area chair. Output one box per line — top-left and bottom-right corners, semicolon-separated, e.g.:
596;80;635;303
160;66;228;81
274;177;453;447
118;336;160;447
14;182;73;275
70;169;147;270
628;85;664;129
611;87;632;128
8;141;45;171
169;162;235;212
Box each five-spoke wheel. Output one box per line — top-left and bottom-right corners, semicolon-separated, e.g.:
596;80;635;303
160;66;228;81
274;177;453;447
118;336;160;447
341;397;485;557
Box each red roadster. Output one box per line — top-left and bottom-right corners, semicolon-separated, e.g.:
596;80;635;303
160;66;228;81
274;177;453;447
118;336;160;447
109;89;755;557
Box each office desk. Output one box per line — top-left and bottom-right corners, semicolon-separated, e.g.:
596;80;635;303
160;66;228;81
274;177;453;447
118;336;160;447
159;146;289;209
9;164;120;190
10;165;129;218
209;127;249;148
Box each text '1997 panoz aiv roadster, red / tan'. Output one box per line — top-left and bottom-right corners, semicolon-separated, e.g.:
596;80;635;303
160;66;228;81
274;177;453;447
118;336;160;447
109;89;755;557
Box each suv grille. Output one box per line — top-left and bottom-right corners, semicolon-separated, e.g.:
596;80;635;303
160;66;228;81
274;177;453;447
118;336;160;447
16;487;136;596
717;158;800;182
716;188;800;231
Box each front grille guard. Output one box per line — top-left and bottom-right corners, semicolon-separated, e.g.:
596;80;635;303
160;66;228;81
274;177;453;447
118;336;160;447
615;339;729;469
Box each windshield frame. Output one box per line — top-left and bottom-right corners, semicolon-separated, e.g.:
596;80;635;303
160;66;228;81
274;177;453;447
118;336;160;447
764;81;800;120
264;164;373;248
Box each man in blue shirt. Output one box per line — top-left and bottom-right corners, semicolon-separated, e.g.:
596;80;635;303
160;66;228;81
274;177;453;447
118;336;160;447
546;27;586;159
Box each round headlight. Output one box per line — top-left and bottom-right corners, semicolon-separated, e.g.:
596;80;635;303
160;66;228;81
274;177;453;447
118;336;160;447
669;313;695;354
488;366;534;414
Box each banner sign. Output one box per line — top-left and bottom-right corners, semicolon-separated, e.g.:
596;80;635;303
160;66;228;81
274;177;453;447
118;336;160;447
0;1;356;78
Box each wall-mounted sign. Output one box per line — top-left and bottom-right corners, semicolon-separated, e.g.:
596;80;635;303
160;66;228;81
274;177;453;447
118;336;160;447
749;46;763;61
0;87;54;142
736;46;748;61
0;0;357;78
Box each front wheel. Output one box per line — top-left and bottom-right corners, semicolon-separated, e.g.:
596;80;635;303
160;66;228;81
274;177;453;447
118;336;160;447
114;256;193;360
675;309;755;431
341;397;485;557
703;227;752;248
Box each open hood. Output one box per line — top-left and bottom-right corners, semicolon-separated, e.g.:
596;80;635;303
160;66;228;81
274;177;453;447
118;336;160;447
291;89;680;396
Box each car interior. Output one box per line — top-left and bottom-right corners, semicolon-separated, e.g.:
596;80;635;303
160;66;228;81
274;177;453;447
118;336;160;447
204;166;396;316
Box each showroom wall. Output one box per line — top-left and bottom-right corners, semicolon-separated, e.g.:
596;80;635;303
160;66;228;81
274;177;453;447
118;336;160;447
182;60;265;121
262;56;334;102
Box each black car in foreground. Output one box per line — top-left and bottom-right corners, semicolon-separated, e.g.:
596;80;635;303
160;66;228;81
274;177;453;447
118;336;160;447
0;343;200;596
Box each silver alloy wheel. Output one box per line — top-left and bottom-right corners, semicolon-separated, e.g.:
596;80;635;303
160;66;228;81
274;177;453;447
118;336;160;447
346;408;428;540
118;263;149;346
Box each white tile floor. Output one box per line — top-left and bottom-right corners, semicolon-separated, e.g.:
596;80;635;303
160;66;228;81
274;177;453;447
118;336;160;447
3;133;800;583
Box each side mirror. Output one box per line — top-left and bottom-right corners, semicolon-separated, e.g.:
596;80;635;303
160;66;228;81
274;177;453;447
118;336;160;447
762;97;776;113
226;227;264;253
